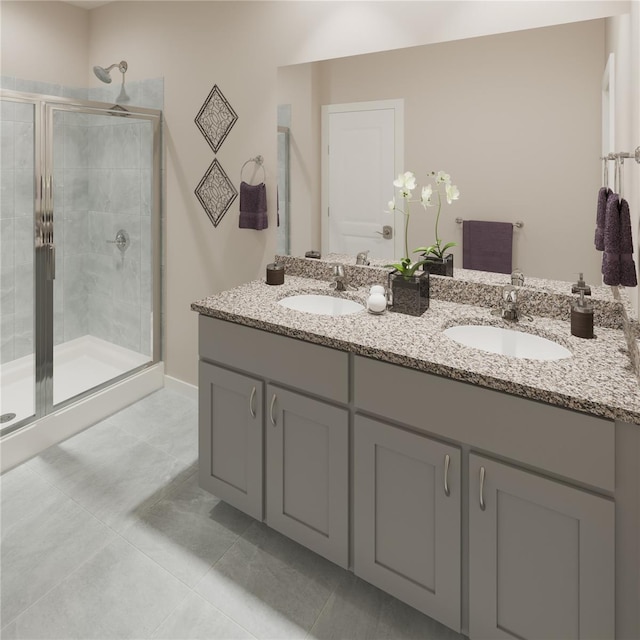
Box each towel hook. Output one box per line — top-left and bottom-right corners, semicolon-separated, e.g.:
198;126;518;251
241;155;265;185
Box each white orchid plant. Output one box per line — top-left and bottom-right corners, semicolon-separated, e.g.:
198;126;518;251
385;170;460;277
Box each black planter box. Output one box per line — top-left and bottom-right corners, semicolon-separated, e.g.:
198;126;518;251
422;253;454;277
388;270;430;316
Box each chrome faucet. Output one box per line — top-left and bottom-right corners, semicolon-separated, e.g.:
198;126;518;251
356;250;370;266
331;264;353;291
493;284;520;321
510;269;524;286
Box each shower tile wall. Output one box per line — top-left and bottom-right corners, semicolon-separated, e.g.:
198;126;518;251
0;78;163;364
86;114;147;353
0;92;36;364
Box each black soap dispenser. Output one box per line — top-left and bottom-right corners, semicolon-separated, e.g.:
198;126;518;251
571;273;594;339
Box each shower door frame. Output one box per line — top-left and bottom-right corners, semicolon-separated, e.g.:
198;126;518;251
0;89;163;437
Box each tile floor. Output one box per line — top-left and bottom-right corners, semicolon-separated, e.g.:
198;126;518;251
0;388;466;639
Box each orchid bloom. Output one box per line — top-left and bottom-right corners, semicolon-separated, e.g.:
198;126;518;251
435;171;451;185
386;199;396;213
393;171;417;198
445;183;460;204
420;185;433;208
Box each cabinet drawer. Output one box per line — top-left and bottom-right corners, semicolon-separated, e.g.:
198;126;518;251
354;356;614;491
199;316;349;403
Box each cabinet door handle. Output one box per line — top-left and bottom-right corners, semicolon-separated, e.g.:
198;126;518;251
269;393;277;426
249;386;256;418
443;454;451;497
479;466;486;511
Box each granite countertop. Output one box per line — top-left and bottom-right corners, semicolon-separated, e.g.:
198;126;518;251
192;272;640;425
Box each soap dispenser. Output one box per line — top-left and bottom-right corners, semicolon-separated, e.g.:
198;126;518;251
571;273;594;339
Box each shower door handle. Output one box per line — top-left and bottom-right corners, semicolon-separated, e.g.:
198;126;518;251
46;244;56;280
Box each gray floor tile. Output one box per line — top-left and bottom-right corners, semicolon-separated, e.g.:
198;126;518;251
0;488;115;625
105;390;198;463
107;389;196;436
122;472;253;587
3;536;190;639
0;464;60;528
195;522;345;640
27;421;192;533
308;573;466;640
144;405;198;464
151;591;256;639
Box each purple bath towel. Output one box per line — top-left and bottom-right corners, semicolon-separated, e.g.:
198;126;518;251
239;181;268;230
619;198;637;287
594;186;610;251
462;220;513;274
602;191;621;286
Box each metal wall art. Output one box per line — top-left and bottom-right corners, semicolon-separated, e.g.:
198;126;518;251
194;84;238;153
194;158;238;228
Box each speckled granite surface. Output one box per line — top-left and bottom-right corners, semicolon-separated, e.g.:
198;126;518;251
277;254;631;329
192;273;640;424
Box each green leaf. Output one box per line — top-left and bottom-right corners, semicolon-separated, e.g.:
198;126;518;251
412;245;438;256
406;260;429;276
440;241;457;252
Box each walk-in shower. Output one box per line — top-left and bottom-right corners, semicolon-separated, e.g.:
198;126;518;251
0;88;162;464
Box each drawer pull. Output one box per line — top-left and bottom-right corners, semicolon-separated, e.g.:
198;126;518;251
249;386;256;418
479;466;486;511
269;394;277;426
444;454;451;497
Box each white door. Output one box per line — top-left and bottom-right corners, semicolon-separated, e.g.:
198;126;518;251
322;101;403;260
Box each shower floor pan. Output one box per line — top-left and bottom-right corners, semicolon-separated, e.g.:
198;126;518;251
0;335;150;429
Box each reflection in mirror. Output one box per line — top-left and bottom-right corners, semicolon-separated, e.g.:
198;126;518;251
278;19;607;284
277;105;291;255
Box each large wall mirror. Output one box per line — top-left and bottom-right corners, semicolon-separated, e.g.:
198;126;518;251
278;19;607;284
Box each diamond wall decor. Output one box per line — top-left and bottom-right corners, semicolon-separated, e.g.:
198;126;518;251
195;84;238;153
195;158;238;228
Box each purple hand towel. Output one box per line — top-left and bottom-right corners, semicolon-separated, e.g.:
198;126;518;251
602;191;621;286
462;220;513;274
239;181;268;230
594;186;610;251
619;197;637;287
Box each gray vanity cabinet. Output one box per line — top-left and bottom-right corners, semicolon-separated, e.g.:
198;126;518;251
265;385;349;568
198;361;264;521
353;415;462;632
468;454;615;640
198;316;350;567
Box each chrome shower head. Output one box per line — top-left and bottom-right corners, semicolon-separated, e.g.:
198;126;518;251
93;60;128;84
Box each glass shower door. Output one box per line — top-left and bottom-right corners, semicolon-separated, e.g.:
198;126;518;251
50;105;154;407
0;96;37;433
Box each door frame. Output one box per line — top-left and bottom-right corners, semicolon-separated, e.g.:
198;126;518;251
321;99;404;259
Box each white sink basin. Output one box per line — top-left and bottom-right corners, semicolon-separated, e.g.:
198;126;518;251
278;294;365;316
443;325;572;361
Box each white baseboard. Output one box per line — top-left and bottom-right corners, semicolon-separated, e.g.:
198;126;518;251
164;374;198;401
1;363;165;474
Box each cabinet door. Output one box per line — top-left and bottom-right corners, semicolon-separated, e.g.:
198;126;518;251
265;385;348;568
354;415;462;632
469;454;614;640
199;362;263;520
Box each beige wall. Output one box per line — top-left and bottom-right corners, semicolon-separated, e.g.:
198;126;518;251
1;1;89;87
283;20;605;285
0;1;632;386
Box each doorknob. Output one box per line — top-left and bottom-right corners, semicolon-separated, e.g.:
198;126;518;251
375;225;393;240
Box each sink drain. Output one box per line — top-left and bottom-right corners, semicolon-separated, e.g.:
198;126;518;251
0;413;16;423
